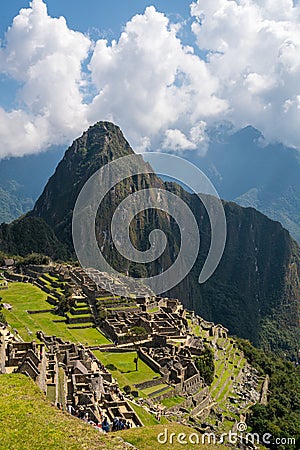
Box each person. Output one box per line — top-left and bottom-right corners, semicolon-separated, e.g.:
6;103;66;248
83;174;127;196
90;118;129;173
78;409;85;419
112;417;119;431
67;404;75;415
102;417;110;432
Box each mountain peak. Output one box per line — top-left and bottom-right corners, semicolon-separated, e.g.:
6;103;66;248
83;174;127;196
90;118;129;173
32;121;134;233
70;120;134;161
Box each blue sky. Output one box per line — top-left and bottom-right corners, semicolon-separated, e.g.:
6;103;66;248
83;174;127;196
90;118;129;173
0;0;300;158
0;1;191;41
0;1;192;109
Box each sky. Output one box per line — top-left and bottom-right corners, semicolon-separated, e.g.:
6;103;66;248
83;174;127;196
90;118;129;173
0;0;300;158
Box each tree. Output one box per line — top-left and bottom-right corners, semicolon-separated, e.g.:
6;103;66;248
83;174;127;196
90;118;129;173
195;345;215;385
126;326;147;371
98;307;107;321
19;253;51;266
0;300;6;325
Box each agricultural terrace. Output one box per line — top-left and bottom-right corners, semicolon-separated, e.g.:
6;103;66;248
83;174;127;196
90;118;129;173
1;282;110;346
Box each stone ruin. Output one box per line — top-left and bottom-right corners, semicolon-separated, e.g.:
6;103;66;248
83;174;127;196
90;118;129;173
0;326;142;428
0;327;47;391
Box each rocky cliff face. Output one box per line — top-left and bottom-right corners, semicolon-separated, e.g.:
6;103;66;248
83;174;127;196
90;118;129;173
1;122;299;358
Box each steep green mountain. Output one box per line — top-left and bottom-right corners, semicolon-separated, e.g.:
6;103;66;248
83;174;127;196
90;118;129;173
0;122;299;359
0;215;68;260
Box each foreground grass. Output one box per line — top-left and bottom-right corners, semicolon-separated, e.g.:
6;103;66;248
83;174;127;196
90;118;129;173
0;375;229;450
117;423;228;450
93;350;161;388
0;374;128;450
1;282;110;345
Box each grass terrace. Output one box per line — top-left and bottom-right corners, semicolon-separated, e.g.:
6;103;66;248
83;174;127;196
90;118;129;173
1;282;110;346
160;395;185;408
141;383;169;396
93;350;161;390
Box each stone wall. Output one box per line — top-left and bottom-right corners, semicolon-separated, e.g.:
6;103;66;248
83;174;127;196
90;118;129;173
0;334;6;374
139;348;162;374
134;376;167;390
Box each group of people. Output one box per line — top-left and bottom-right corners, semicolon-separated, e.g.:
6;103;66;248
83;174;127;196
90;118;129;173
65;403;132;433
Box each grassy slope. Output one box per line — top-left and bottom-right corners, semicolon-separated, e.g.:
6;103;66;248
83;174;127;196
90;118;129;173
0;374;128;450
1;282;110;345
117;423;228;450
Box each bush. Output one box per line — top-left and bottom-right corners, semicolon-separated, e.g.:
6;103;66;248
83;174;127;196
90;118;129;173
123;385;131;394
131;390;139;398
195;345;215;385
106;363;117;371
19;253;51;266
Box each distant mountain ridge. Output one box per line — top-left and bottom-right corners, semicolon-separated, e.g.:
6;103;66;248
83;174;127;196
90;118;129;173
0;122;299;360
1;125;299;247
0;147;64;224
187;126;300;243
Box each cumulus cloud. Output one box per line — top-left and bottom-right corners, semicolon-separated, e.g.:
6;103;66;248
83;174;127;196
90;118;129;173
0;1;225;157
1;0;300;157
162;122;208;153
0;0;91;157
191;0;300;148
88;6;225;152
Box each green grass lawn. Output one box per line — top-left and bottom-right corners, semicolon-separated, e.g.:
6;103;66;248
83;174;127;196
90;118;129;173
141;383;169;396
67;327;110;346
160;395;185;408
129;401;160;426
46;384;56;403
0;374;127;450
1;282;110;346
93;350;161;389
44;273;61;283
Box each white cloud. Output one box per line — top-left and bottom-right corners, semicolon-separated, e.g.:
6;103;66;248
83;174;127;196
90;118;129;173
0;1;226;157
163;129;197;151
162;121;208;153
88;6;226;152
191;0;300;148
0;0;91;157
1;0;300;157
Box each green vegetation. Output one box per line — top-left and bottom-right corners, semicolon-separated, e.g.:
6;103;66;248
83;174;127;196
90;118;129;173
195;344;215;385
142;384;169;396
17;253;51;266
1;282;110;345
238;339;300;450
0;374;126;450
160;395;185;408
1;121;300;360
93;350;161;389
126;325;147;371
129;401;160;426
116;422;228;450
0;296;6;324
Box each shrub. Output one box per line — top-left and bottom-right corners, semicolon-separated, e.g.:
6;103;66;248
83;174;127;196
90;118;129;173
123;385;131;394
106;363;117;371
